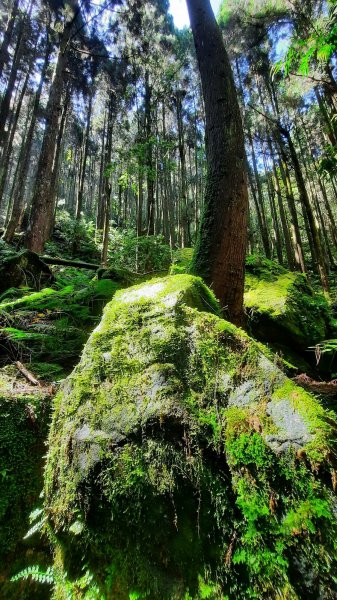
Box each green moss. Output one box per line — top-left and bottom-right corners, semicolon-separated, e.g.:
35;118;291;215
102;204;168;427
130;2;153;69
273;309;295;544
41;274;337;599
169;248;194;275
244;258;331;351
0;280;121;370
0;366;52;599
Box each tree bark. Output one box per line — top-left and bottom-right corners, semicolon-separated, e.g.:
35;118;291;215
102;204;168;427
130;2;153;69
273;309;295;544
3;33;52;243
186;0;248;325
0;0;20;80
101;94;114;267
145;71;155;236
25;12;76;253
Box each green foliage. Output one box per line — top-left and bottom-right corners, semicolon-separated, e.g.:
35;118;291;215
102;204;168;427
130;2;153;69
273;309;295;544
169;247;194;274
0;280;120;370
0;367;52;598
11;565;54;585
107;229;171;273
272;4;337;79
245;256;332;351
46;210;99;260
317;143;337;179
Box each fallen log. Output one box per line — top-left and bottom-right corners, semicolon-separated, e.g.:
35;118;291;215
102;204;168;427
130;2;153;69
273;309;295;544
40;255;100;270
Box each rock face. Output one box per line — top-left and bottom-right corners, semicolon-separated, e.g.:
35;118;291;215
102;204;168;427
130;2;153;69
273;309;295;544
45;275;337;599
244;256;331;352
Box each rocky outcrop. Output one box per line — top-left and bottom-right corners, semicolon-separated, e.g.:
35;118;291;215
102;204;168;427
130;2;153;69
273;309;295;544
43;274;337;599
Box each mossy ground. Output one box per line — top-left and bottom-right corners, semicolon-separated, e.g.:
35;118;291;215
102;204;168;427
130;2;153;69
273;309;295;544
0;277;121;375
0;255;122;598
43;274;337;600
0;366;52;599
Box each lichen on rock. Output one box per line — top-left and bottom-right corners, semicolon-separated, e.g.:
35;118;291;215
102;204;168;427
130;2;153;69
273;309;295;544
44;274;337;599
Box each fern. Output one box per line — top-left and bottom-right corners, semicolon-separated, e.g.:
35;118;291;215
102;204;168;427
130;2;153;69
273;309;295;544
23;516;47;539
11;565;55;585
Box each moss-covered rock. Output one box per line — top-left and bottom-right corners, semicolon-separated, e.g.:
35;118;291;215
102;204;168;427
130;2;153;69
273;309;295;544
244;256;331;352
0;366;52;599
43;274;337;599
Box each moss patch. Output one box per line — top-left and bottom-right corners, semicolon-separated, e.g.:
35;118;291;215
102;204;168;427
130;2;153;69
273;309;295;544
169;248;194;275
244;256;332;352
0;279;120;372
0;366;52;599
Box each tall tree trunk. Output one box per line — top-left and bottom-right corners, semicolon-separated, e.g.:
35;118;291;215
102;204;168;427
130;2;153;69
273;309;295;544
175;90;189;247
0;66;31;208
247;130;271;258
276;136;306;273
47;94;69;238
75;92;93;223
186;0;248;325
101;95;114;267
24;13;75;253
3;33;52;243
0;0;20;79
96;110;107;232
281;126;329;293
0;16;25;150
145;71;155;236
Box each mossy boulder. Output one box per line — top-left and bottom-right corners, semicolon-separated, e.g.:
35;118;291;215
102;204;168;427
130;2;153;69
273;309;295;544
0;366;52;599
44;275;337;599
0;246;54;295
244;256;331;352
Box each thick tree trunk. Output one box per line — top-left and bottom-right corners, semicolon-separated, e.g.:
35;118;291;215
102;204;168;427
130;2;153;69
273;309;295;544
186;0;248;325
47;94;69;238
25;16;74;253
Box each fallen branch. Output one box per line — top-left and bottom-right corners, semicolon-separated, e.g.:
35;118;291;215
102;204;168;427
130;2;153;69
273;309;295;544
15;361;40;387
293;373;337;397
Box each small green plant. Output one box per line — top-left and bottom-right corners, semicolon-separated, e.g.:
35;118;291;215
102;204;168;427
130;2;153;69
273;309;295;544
11;565;55;585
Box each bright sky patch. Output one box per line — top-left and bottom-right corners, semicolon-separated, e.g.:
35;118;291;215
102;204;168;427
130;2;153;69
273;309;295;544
169;0;221;29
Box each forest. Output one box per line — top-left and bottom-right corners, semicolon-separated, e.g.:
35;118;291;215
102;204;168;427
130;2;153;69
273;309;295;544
1;0;337;598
